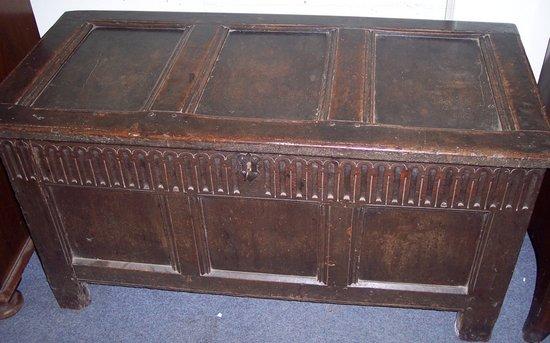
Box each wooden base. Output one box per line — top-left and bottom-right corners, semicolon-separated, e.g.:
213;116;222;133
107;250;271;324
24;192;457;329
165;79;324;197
0;290;23;320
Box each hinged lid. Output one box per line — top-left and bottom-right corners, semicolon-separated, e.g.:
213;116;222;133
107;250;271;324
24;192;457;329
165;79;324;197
0;11;548;167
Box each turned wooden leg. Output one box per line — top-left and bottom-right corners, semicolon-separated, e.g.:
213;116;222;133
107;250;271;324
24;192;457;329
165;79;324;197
0;290;24;319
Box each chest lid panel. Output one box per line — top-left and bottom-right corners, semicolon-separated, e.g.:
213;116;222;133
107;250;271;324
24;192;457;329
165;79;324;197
34;26;186;111
0;11;548;168
374;33;501;131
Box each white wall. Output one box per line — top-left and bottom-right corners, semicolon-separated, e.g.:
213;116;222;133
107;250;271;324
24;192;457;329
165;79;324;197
452;0;550;81
29;0;448;34
30;0;549;79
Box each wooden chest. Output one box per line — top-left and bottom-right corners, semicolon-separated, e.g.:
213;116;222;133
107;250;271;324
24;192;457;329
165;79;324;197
0;11;548;341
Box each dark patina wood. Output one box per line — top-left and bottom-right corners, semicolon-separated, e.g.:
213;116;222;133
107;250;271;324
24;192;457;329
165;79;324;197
523;39;550;343
0;0;38;319
0;11;548;340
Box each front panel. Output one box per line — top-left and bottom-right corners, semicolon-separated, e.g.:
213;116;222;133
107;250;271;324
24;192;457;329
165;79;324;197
200;197;324;283
51;187;173;266
0;139;543;310
350;207;490;293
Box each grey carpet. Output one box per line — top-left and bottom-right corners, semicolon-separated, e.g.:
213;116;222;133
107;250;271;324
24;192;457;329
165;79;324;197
0;237;546;342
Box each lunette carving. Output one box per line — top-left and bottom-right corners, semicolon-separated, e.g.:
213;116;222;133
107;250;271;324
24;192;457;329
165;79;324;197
0;139;543;211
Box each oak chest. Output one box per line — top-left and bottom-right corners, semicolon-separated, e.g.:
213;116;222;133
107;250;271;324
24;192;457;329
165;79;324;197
1;11;549;341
